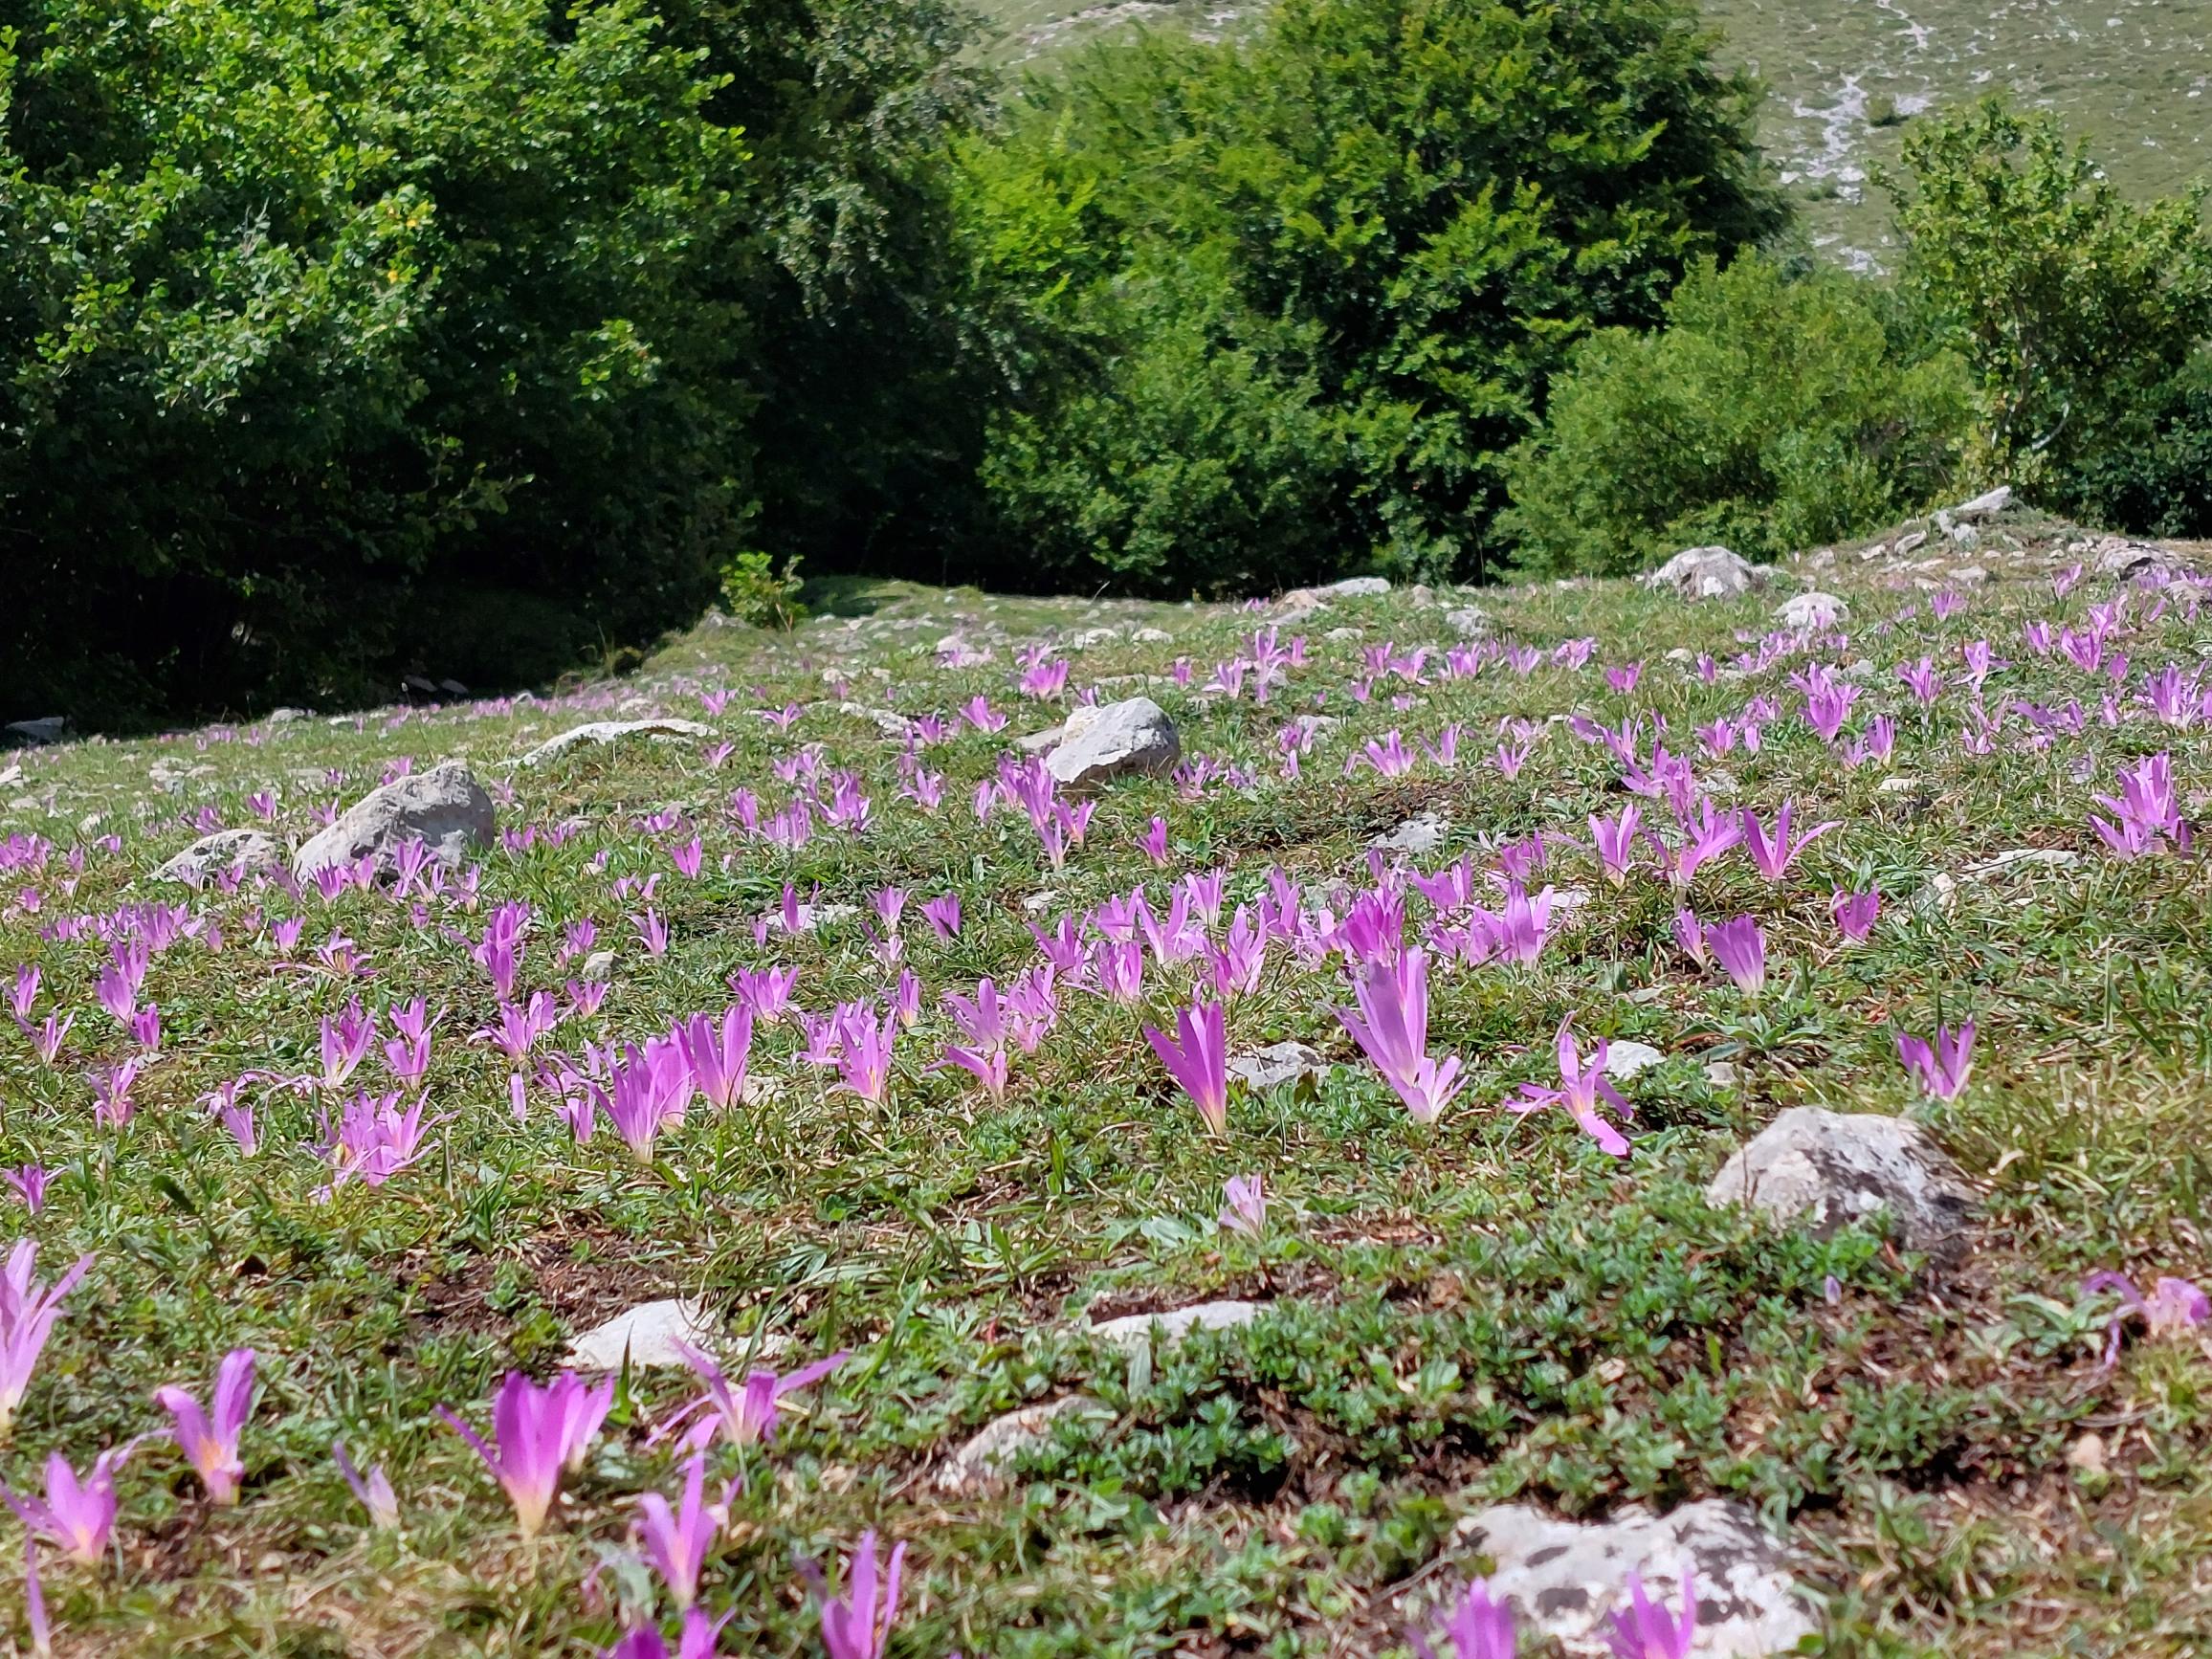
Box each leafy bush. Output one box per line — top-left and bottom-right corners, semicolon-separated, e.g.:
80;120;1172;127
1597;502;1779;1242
1501;255;1973;573
0;0;753;722
2056;354;2212;538
719;551;808;629
957;0;1785;597
1887;99;2212;491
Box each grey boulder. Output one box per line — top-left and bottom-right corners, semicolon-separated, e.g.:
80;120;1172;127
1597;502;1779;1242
1705;1106;1974;1258
1641;546;1768;601
935;1396;1112;1496
1228;1041;1331;1094
155;829;284;886
1776;590;1848;630
520;719;713;767
1089;1299;1265;1351
1409;1499;1815;1656
564;1299;720;1372
1045;697;1180;790
293;761;495;877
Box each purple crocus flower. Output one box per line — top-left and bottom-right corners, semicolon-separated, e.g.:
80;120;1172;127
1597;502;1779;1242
1896;1020;1975;1100
1410;1578;1516;1659
320;999;375;1090
676;1006;753;1112
601;1609;733;1659
3;1165;48;1214
1740;803;1840;881
1606;1570;1696;1659
729;963;799;1025
1830;889;1880;942
660;1342;848;1450
833;1006;899;1105
0;1443;139;1565
1512;1023;1634;1157
333;1439;400;1529
590;1039;694;1162
2084;1271;2211;1367
1588;805;1643;885
920;895;962;940
154;1347;256;1506
1702;916;1766;997
1143;999;1230;1136
0;1243;93;1438
439;1369;612;1537
636;1451;730;1609
1337;949;1465;1125
1219;1175;1267;1236
801;1530;906;1659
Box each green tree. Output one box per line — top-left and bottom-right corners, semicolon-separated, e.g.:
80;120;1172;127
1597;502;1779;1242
1501;255;1972;573
0;0;750;720
958;0;1785;596
1886;99;2212;488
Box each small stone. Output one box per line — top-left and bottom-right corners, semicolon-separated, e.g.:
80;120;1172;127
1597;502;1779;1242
1892;530;1930;557
155;829;283;886
266;707;311;724
1704;1060;1738;1090
1324;626;1364;640
1603;1041;1666;1082
4;718;66;746
934;1397;1112;1496
1875;776;1922;795
1705;1106;1975;1259
1014;725;1064;755
564;1299;719;1372
1021;890;1061;914
293;761;495;878
1045;697;1180;791
1444;606;1492;637
1950;564;1990;586
1962;848;2079;881
1319;576;1390;597
519;719;713;767
580;950;617;983
1411;1500;1815;1657
1228;1042;1330;1093
1777;590;1847;630
1089;1299;1266;1350
2091;538;2181;580
1640;546;1767;601
833;703;914;739
1949;484;2013;520
2066;1433;2108;1475
1132;627;1173;644
1371;811;1449;858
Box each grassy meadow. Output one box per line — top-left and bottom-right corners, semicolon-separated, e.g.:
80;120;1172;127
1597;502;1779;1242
0;506;2208;1653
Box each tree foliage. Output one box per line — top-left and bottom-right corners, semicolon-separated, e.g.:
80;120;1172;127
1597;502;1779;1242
1501;255;1973;572
958;0;1785;596
1887;99;2212;489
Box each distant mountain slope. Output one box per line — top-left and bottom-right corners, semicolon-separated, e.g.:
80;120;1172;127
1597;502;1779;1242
974;0;2212;267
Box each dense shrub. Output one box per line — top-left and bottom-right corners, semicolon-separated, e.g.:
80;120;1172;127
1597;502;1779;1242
1500;256;1973;573
0;0;752;721
1887;99;2212;491
957;0;1785;597
664;0;993;575
2056;355;2212;539
0;0;985;723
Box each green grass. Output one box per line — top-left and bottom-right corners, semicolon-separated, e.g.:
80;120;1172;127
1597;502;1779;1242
3;512;2212;1654
971;0;2212;263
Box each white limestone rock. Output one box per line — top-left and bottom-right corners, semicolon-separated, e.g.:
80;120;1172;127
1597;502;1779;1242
1705;1107;1974;1258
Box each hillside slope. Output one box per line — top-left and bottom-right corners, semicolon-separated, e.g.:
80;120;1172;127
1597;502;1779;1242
977;0;2212;265
2;504;2208;1652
